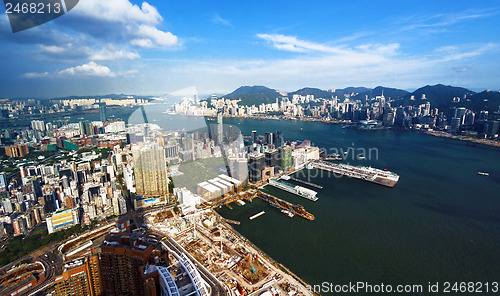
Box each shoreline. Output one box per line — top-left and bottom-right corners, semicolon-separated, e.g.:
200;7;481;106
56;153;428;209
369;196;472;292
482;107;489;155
212;210;314;294
421;130;500;149
230;114;500;150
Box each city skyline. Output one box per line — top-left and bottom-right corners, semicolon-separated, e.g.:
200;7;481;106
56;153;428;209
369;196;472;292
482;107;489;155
1;0;500;98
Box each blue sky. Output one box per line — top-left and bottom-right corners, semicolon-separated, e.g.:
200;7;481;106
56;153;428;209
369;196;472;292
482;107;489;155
1;0;499;98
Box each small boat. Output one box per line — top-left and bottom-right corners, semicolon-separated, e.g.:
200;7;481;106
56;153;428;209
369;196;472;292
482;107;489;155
477;172;489;176
281;209;295;218
358;156;366;160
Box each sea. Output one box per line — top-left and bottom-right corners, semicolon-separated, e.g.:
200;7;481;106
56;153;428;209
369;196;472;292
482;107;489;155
17;102;500;294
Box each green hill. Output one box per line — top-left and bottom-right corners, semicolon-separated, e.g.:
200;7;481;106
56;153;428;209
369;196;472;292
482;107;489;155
223;85;284;106
399;84;476;109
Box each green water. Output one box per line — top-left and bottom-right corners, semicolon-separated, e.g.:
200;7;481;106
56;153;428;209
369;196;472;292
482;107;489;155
216;117;500;294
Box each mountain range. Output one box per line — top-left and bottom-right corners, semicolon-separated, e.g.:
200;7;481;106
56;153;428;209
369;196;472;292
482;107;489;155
219;84;500;113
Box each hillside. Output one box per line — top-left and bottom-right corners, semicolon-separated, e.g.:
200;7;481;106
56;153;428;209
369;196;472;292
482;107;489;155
288;87;334;99
398;84;476;109
466;90;500;113
352;86;410;101
222;86;284;106
218;84;500;112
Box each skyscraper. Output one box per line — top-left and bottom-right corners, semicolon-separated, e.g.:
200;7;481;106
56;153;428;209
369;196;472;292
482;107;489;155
31;120;45;131
79;120;94;136
0;172;7;192
251;130;257;143
52;254;103;296
265;149;280;174
273;131;284;148
216;108;223;145
248;153;265;183
99;102;107;122
265;132;273;147
279;146;293;172
132;144;169;196
228;156;248;183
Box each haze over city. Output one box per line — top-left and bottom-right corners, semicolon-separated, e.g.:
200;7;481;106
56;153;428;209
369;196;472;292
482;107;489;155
1;0;500;98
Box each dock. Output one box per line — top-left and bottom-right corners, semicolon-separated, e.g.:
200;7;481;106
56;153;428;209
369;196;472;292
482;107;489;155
282;176;323;189
308;160;399;187
223;218;241;225
257;192;315;221
268;179;318;201
249;211;265;220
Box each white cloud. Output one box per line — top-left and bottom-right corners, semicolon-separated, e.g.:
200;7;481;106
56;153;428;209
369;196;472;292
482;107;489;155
73;0;162;25
71;0;178;49
89;47;140;61
399;9;500;33
37;42;140;61
434;43;497;62
58;62;115;77
257;33;340;53
132;25;178;48
131;38;154;48
39;45;65;54
212;14;232;28
23;72;49;78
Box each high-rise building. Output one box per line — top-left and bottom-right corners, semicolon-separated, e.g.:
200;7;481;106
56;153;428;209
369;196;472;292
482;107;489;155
251;130;257;143
479;110;489;121
0;173;7;192
450;117;461;133
99;102;107;122
31;120;45;131
132;144;169;196
164;145;178;159
98;234;165;296
464;111;475;126
265;149;280;173
2;199;13;213
216;108;223;145
278;146;293;172
456;107;467;124
79;121;94;136
46;208;79;234
447;107;457;125
52;255;103;296
265;132;273;147
273;131;284;148
383;112;395;126
5;144;29;158
228;157;248;183
248;153;265;183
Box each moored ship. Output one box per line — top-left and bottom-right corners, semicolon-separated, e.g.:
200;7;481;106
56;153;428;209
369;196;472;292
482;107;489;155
281;209;295;218
308;160;400;187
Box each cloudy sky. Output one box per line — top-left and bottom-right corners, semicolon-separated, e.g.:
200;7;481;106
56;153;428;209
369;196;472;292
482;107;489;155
1;0;499;98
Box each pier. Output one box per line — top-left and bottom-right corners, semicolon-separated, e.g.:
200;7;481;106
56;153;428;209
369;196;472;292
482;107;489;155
282;175;323;189
268;179;318;201
257;192;315;221
308;160;399;187
222;218;241;225
249;211;265;220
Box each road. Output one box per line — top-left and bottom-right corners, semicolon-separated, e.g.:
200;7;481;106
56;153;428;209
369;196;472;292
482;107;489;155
21;255;57;296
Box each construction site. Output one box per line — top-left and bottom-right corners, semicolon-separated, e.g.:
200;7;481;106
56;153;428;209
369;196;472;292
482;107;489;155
145;205;311;296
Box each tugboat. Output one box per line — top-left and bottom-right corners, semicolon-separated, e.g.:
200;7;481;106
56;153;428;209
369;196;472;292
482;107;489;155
281;209;295;218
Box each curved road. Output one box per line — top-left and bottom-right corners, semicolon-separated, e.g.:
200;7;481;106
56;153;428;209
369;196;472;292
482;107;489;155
150;230;228;296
